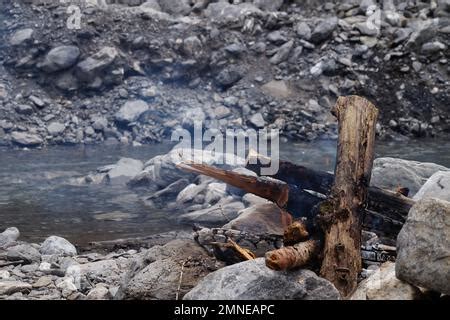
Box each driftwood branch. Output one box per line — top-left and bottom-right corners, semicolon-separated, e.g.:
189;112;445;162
318;96;379;297
265;240;320;271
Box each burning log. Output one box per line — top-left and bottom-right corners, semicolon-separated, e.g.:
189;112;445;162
318;96;379;297
246;152;414;220
178;161;410;239
265;240;320;271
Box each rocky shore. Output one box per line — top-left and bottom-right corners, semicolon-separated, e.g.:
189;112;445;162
1;146;449;300
0;0;449;148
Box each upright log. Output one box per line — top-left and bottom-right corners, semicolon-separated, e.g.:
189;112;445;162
318;96;379;298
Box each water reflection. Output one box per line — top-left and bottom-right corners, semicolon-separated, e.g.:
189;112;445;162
0;139;449;245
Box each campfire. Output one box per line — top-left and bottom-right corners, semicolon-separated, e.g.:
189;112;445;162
178;95;413;297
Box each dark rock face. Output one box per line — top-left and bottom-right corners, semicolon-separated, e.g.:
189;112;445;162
0;0;448;148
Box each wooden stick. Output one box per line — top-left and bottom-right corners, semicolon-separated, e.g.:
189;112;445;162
283;221;309;246
246;152;414;219
265;240;320;271
318;96;379;298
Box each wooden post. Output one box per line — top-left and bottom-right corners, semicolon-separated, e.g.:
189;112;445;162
318;96;379;298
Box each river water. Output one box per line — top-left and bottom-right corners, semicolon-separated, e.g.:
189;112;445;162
1;139;449;245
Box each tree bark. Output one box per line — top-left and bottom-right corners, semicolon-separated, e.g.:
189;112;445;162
318;96;379;298
265;240;320;271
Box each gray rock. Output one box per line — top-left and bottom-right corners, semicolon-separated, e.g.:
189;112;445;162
242;193;270;206
11;132;43;147
183;36;203;59
421;41;447;55
396;198;450;295
296;22;311;40
75;47;118;81
7;244;41;264
15;104;34;115
140;0;161;11
204;182;228;205
176;183;207;205
86;284;111;300
253;0;283;11
9;28;34;46
261;80;290;99
216;67;243;88
351;262;422;300
0;281;32;295
184;258;340;300
204;3;262;26
55;72;79;92
117;239;219;300
32;276;53;289
270;40;294;64
413;171;450;202
114;100;149;124
39;46;80;73
47;122;65;135
355;22;379;36
224;43;245;56
158;0;190;16
223;203;286;235
92;117;108;131
29;96;45;108
0;227;20;248
249;113;266;128
178;199;245;225
214;105;231;119
266;30;287;44
40;236;77;256
107;158;144;184
76;259;123;286
146;178;190;207
371;158;449;196
310;17;338;43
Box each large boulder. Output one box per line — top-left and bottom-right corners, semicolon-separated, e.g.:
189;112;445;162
116;239;221;300
40;236;77;256
39;46;80;73
0;227;20;249
184;258;340;300
76;259;124;287
11;132;43;147
129;147;244;189
413;171;450;202
9;28;34;46
371;158;449;196
351;262;422;300
223;203;287;235
75;47;118;81
396;198;450;295
310;17;338;43
158;0;190;16
7;244;41;264
106;158;144;184
0;281;32;295
114;100;149;125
